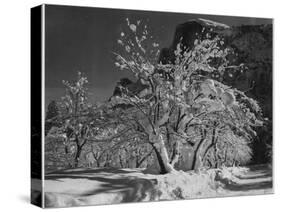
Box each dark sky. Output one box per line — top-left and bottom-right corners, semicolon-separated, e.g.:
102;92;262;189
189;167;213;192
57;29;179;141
45;4;272;106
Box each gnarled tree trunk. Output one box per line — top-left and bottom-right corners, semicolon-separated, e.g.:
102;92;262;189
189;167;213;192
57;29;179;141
191;129;207;170
73;137;87;168
73;145;82;168
191;137;205;170
149;130;175;174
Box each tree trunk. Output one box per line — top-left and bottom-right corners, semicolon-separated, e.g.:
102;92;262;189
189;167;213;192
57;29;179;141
104;154;110;167
149;131;175;174
170;141;180;167
214;143;219;168
191;137;205;170
202;143;213;163
136;149;153;168
96;159;100;168
191;129;207;170
74;145;82;168
119;155;124;168
93;153;101;168
202;128;216;166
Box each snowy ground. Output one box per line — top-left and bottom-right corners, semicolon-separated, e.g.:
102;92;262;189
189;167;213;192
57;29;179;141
42;165;273;208
216;165;273;197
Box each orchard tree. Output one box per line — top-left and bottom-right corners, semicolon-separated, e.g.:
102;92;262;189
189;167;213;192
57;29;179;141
98;104;155;168
190;87;262;169
59;72;102;168
46;72;156;170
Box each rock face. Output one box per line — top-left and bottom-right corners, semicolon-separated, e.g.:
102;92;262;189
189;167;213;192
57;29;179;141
225;25;272;119
111;78;149;99
159;19;230;64
225;24;273;164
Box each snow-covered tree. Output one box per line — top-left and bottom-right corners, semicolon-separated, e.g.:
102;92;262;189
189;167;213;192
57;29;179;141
58;72;101;167
112;19;263;173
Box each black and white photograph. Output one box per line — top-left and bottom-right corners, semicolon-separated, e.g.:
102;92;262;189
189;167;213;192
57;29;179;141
31;4;273;208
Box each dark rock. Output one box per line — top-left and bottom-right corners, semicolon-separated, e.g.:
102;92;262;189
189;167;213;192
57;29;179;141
159;19;230;64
